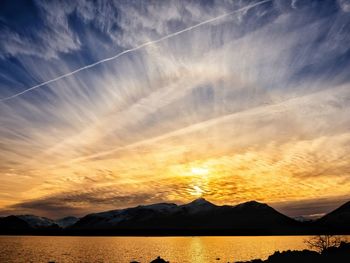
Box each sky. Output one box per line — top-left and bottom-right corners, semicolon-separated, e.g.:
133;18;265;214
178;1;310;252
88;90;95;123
0;0;350;219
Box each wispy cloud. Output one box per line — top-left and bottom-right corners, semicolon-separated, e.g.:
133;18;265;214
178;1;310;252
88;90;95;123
0;0;271;102
0;0;349;218
0;0;80;60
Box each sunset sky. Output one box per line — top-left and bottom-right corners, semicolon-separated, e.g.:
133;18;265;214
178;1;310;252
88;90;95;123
0;0;350;219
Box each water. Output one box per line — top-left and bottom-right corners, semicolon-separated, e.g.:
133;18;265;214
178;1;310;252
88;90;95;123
0;236;317;263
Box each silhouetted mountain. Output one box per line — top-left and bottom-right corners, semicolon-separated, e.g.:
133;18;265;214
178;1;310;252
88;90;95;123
0;215;59;234
2;199;350;235
180;197;216;213
71;198;302;235
55;216;79;228
316;201;350;232
17;215;58;228
0;215;32;231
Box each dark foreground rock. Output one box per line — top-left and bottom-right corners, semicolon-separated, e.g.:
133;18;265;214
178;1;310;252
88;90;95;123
237;242;350;263
132;242;350;263
130;256;169;263
150;256;169;263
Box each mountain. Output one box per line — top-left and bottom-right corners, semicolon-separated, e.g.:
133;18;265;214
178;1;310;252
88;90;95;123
70;198;302;235
0;215;79;230
71;202;179;231
17;215;58;228
0;215;59;234
316;201;350;232
294;216;312;222
2;199;350;235
179;197;216;213
0;215;32;231
55;216;79;228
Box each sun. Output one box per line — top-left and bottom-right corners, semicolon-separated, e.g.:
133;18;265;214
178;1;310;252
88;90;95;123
190;167;209;176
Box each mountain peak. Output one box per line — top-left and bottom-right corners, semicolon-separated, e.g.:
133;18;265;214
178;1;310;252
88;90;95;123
181;198;216;211
235;200;269;209
188;198;214;206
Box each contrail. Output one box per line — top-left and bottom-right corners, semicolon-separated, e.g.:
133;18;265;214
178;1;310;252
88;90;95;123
0;0;271;102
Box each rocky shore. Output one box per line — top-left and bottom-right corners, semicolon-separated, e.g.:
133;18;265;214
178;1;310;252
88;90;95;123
238;242;350;263
132;242;350;263
131;256;169;263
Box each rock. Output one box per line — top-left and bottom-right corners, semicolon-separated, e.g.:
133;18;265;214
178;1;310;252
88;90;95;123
150;256;169;263
236;242;350;262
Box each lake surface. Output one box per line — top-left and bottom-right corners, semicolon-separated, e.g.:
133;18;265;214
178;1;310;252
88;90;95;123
0;236;322;263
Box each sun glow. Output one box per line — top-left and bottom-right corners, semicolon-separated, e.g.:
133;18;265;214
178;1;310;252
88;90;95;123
191;167;209;176
1;0;350;219
192;185;204;196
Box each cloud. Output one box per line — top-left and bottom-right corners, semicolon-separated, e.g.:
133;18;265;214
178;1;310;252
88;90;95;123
0;0;350;218
0;0;273;102
2;175;196;217
7;190;156;218
338;0;350;12
0;0;80;60
271;195;350;218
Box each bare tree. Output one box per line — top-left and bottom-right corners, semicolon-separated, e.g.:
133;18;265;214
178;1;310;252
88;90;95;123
304;235;347;253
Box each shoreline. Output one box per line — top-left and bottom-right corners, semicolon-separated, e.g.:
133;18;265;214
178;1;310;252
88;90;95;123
136;242;350;263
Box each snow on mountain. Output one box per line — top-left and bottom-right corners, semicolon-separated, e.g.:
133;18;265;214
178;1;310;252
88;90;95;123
137;203;178;212
179;198;216;213
55;216;79;228
74;202;180;228
17;215;57;228
294;216;311;222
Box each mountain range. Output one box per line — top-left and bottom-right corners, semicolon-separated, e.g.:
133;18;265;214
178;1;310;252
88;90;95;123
1;198;350;235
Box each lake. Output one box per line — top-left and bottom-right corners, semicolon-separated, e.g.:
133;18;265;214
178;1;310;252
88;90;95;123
0;236;321;262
